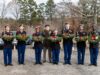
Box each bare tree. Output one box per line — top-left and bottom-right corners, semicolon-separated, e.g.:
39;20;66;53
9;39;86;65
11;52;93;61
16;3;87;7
78;0;100;30
9;0;20;21
55;1;68;27
0;0;8;23
55;0;80;28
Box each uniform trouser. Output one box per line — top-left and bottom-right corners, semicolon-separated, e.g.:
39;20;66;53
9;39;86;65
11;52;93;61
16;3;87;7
35;47;42;63
77;47;85;64
52;49;60;63
3;48;12;65
17;45;26;64
64;43;73;64
43;47;52;62
90;47;99;65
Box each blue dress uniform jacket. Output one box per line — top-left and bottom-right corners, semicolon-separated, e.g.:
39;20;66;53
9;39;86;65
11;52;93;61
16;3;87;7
2;32;13;48
33;32;43;49
16;31;26;45
76;32;87;48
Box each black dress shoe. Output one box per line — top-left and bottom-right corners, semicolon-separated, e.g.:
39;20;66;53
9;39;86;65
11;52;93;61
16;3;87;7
55;63;58;65
68;63;72;65
94;64;97;67
39;62;43;65
4;64;8;66
34;63;38;65
80;63;84;65
8;64;13;66
52;62;56;65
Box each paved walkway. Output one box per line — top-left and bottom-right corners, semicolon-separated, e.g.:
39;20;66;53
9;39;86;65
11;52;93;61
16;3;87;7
0;46;99;75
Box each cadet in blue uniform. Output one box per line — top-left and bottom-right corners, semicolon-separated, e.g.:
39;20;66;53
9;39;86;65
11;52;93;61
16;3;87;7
76;25;87;65
50;30;61;65
88;31;99;66
16;25;27;65
2;25;13;66
33;26;43;65
63;23;74;65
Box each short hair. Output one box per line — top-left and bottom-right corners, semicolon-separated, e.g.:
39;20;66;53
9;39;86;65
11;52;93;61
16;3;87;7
5;25;9;29
65;23;68;25
35;26;40;29
45;24;50;27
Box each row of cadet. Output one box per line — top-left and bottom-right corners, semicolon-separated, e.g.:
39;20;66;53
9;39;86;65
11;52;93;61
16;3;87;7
0;24;100;67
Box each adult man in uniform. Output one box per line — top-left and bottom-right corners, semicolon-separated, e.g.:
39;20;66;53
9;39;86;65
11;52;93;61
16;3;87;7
43;25;52;63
